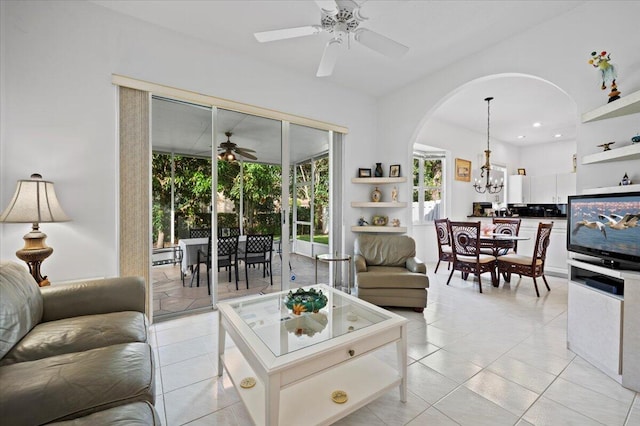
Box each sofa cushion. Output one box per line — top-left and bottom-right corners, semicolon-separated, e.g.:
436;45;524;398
355;234;416;267
0;260;43;360
45;401;161;426
0;342;155;426
0;311;148;365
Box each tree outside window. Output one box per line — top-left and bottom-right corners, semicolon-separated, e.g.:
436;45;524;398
413;153;445;223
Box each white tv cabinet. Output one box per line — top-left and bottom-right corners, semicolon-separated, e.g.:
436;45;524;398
567;257;640;391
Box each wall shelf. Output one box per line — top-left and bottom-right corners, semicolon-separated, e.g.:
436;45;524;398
351;177;407;184
350;201;407;208
582;183;640;195
352;226;407;233
581;89;640;123
582;143;640;165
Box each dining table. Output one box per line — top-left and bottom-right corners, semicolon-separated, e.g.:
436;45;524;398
479;233;530;257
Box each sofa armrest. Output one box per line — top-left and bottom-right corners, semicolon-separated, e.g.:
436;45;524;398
354;254;368;273
40;276;146;322
406;257;427;274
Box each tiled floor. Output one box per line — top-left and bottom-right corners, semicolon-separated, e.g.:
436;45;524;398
149;264;640;425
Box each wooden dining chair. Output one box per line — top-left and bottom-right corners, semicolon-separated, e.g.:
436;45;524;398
497;222;554;297
480;218;522;256
447;221;497;293
242;234;273;288
434;218;454;273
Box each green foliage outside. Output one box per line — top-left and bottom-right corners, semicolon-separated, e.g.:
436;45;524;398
153;153;330;246
413;158;443;202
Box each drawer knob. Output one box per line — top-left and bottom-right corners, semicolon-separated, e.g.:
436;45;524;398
348;349;355;357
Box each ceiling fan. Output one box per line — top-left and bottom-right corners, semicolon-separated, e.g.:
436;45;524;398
218;132;257;161
254;0;409;77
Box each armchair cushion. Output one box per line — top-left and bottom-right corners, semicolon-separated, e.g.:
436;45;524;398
354;234;416;267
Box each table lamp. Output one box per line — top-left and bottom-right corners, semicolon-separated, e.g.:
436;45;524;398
0;173;70;286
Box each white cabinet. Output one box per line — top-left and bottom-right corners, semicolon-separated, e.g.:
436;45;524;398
529;173;576;204
351;177;407;233
507;175;530;204
567;258;640;391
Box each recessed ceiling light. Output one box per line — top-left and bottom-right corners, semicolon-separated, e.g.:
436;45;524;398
517;135;525;139
554;133;562;138
533;122;542;128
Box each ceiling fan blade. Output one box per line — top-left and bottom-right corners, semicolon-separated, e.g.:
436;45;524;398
235;147;256;154
353;28;408;59
254;25;322;43
314;0;338;15
316;39;342;77
236;151;258;161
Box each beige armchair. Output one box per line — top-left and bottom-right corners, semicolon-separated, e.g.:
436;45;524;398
354;234;429;312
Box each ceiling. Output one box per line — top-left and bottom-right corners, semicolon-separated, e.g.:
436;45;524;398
98;0;583;151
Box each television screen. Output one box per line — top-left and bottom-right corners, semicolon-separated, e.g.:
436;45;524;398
567;192;640;267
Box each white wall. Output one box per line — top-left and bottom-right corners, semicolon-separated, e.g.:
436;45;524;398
377;1;640;262
518;139;577;177
0;0;377;281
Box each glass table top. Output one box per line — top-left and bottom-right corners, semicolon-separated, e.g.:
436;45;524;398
224;286;391;357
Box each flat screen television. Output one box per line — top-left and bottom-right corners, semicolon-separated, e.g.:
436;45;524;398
567;191;640;269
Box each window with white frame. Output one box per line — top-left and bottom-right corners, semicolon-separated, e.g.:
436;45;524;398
412;152;446;224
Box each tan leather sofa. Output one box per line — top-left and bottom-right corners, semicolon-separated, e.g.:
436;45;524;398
0;260;160;425
354;234;429;312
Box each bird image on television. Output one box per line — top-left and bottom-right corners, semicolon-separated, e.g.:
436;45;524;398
598;213;640;230
572;219;607;239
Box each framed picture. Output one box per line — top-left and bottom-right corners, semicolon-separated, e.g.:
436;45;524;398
518;168;526;176
358;168;371;178
454;158;471;182
389;164;401;177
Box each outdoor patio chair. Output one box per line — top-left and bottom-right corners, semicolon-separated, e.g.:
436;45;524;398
218;227;241;237
195;235;239;294
189;228;211;238
241;234;273;288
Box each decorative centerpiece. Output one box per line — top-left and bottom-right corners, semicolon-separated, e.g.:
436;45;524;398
371;187;381;202
284;287;328;315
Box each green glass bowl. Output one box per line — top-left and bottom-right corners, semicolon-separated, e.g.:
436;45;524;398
284;287;328;315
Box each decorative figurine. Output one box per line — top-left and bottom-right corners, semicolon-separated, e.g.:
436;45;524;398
588;51;621;103
632;134;640;144
391;186;398;202
620;173;632;186
371;186;381;202
391;218;400;227
374;163;384;177
358;217;368;226
597;142;615;151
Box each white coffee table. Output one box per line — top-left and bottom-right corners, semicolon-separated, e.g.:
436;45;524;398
217;284;408;426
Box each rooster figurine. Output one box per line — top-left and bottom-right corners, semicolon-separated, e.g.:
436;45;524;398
589;51;621;103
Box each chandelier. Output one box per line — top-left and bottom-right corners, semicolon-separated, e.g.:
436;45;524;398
473;96;504;194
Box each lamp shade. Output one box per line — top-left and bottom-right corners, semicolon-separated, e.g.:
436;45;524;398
0;173;70;223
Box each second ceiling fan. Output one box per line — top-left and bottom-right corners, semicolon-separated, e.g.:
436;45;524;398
254;0;409;77
218;132;257;161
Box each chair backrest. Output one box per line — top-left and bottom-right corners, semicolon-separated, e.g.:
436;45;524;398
533;222;554;264
448;221;481;258
493;218;522;252
217;235;238;258
190;228;211;238
434;218;451;252
218;227;241;238
244;234;273;259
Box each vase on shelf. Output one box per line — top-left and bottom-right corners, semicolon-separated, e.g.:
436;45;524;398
374;163;383;177
371;187;381;202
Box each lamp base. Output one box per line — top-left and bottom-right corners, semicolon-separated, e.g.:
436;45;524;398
15;225;53;287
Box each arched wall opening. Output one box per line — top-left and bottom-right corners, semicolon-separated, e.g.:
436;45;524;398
408;73;578;263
